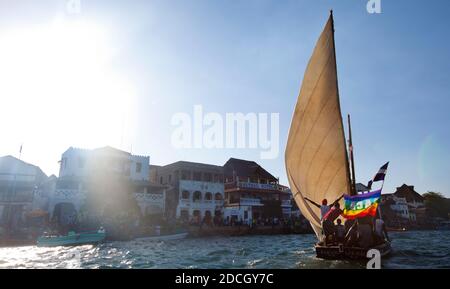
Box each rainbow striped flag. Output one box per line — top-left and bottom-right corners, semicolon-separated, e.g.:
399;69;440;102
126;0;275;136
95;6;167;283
342;189;381;220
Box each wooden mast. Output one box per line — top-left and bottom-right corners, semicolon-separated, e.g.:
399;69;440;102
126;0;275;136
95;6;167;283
347;114;357;195
330;10;354;197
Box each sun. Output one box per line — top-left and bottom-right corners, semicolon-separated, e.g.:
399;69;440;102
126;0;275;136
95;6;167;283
0;16;137;175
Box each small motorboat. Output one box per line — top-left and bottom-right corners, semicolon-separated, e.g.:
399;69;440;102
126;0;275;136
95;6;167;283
387;227;407;232
315;241;392;260
134;231;188;242
37;228;106;247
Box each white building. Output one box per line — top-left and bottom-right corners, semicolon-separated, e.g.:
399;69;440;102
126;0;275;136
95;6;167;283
150;161;224;221
48;146;161;221
389;196;410;220
382;184;426;223
0;155;48;231
177;179;224;221
59;146;149;181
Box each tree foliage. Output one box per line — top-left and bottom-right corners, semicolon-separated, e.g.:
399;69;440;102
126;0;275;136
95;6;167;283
422;191;450;219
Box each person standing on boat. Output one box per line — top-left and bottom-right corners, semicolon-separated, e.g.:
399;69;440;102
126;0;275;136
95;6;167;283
374;216;390;243
357;216;374;248
305;194;344;220
321;202;344;245
335;219;345;243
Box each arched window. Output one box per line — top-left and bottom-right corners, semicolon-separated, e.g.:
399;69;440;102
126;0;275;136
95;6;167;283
215;193;223;200
181;190;190;199
193;191;202;202
205;192;212;200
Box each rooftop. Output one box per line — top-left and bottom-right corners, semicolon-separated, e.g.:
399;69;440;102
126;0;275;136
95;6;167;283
223;158;277;182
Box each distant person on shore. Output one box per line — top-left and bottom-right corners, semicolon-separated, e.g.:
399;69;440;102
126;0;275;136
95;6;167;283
305;194;344;220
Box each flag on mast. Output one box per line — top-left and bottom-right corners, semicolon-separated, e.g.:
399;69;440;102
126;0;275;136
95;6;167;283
367;162;389;190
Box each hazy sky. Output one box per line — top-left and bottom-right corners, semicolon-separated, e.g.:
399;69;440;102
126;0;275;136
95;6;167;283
1;0;449;196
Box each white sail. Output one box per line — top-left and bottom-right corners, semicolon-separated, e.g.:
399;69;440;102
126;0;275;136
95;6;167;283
285;13;351;239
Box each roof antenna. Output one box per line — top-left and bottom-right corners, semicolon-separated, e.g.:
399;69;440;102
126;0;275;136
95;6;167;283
19;143;23;160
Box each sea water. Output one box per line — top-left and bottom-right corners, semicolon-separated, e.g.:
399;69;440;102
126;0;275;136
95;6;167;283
0;231;449;269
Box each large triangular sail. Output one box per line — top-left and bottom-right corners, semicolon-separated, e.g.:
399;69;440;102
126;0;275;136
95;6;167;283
285;13;352;239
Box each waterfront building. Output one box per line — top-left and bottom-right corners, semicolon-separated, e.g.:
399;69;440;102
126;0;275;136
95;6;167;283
150;161;224;222
223;158;291;225
382;194;411;220
393;184;425;224
50;146;163;226
381;184;426;224
0;156;48;233
393;184;425;208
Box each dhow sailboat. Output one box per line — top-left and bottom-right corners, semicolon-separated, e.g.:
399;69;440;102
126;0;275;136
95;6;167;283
285;11;391;260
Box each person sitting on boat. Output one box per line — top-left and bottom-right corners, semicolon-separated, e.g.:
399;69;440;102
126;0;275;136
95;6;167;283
321;202;344;245
305;194;344;220
335;219;345;243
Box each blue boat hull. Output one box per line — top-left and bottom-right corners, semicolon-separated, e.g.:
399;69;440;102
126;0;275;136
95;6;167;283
37;232;106;247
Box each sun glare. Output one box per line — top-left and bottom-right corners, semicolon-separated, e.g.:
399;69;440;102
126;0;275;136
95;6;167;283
0;16;137;175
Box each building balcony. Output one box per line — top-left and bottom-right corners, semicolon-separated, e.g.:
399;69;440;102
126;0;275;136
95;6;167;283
225;181;287;193
239;197;263;206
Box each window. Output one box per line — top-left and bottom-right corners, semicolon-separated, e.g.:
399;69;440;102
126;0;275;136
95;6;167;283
136;162;142;173
182;190;190;199
205;192;212;200
160;176;163;184
169;174;172;183
193;191;202;202
215;193;223;200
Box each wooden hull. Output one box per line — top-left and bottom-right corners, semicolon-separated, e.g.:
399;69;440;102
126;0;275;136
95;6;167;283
315;241;391;260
